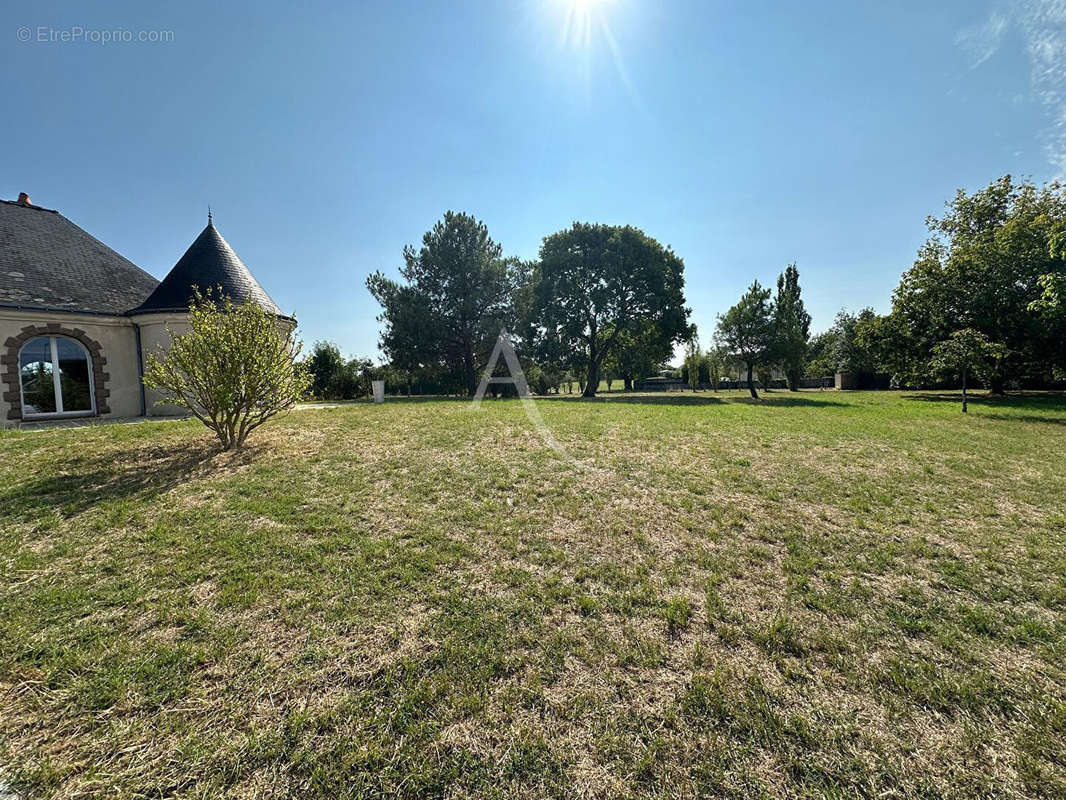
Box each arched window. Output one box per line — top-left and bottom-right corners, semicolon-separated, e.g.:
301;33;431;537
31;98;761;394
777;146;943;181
18;336;96;418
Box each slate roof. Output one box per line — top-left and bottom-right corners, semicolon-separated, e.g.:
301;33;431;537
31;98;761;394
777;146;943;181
0;199;160;315
132;220;282;315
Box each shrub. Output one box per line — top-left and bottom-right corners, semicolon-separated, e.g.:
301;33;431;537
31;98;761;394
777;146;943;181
143;288;309;449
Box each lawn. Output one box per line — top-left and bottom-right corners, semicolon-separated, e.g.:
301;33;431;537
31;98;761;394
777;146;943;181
1;391;1064;799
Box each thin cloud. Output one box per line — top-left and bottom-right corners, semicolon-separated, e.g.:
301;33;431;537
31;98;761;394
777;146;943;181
959;1;1066;176
956;12;1009;68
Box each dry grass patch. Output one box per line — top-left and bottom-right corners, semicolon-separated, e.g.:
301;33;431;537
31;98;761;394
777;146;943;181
1;391;1064;798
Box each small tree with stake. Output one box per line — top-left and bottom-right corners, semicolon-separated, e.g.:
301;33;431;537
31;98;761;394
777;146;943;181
929;329;1008;413
143;288;309;449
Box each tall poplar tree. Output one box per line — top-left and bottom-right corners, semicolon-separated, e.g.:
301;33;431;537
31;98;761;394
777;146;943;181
771;264;811;391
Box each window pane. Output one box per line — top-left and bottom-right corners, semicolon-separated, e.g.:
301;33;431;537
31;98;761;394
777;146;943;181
19;337;56;414
56;338;93;412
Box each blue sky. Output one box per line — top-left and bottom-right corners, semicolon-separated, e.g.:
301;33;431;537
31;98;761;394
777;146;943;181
2;1;1064;360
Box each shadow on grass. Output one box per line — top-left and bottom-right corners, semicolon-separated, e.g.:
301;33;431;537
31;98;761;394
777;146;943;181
978;413;1066;426
903;391;1066;417
534;392;848;408
0;441;250;522
306;391;850;408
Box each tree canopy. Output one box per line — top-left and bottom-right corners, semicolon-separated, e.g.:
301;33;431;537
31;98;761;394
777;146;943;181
716;280;774;398
603;321;676;391
771;264;811;391
885;175;1066;390
366;212;526;396
930;329;1009;412
533;223;690;397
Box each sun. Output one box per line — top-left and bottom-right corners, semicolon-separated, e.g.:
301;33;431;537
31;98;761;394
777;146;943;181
537;0;644;112
555;0;615;50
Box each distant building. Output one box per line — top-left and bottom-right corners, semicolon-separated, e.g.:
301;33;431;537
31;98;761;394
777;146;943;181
835;371;891;390
1;193;287;426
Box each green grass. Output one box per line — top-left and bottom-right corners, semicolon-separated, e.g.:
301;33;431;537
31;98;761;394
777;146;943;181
1;390;1064;798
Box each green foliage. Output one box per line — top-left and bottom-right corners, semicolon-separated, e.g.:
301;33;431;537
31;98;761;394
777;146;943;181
304;342;374;400
365;274;440;381
930;329;1009;411
305;340;344;399
534;223;690;397
142;289;309;449
366;212;527;396
887;175;1066;389
604;321;677;390
756;366;774;390
716;280;774;398
1030;272;1066;322
830;308;880;374
771;264;811;390
705;344;727;391
683;340;702;390
804;330;837;378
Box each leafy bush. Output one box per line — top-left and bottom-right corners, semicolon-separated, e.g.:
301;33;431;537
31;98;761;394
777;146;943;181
143;289;309;449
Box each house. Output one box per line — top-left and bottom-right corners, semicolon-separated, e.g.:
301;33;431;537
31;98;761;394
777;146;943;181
1;193;285;426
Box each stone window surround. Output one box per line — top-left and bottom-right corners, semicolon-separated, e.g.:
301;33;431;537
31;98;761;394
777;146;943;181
1;323;110;420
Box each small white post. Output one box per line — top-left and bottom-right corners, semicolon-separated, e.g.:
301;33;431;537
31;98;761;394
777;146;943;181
372;380;385;404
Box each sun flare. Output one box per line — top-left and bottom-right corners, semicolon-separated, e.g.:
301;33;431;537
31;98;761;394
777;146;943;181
555;0;614;50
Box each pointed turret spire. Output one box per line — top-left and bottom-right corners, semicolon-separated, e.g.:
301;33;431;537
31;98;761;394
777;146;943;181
131;216;282;315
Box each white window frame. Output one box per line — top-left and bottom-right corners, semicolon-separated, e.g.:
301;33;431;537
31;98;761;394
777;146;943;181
18;335;97;419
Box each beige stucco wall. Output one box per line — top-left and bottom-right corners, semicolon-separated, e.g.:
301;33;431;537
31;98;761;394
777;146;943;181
129;312;191;417
2;308;290;426
0;309;142;426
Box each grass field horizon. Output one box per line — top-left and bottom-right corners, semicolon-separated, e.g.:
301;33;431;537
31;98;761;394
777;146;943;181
2;391;1064;798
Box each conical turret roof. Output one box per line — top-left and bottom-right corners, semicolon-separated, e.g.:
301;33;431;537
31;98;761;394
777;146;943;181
132;220;281;314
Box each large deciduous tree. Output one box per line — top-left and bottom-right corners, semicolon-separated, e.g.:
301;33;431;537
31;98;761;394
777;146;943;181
534;223;690;397
771;263;811;391
716;281;774;398
366;212;525;396
886;176;1066;392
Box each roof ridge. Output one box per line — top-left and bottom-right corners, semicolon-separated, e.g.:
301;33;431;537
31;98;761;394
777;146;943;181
0;198;58;213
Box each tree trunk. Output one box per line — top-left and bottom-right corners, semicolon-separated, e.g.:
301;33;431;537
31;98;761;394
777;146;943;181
583;359;600;398
747;362;759;399
988;374;1005;396
624;376;633;391
462;333;477;397
787;369;799;392
962;368;968;413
